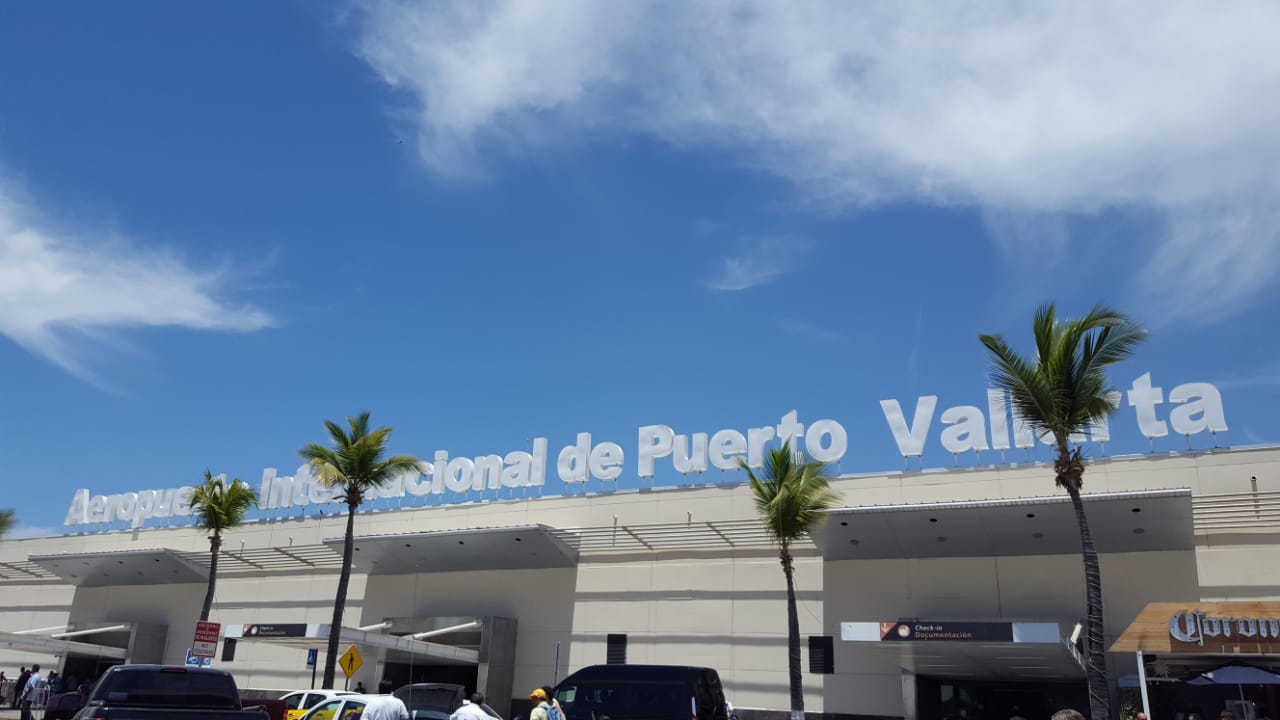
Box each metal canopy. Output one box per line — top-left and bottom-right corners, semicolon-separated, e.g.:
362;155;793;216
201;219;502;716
812;489;1194;560
29;548;211;586
325;525;579;574
0;629;129;660
179;544;344;573
850;630;1085;682
225;623;479;666
842;620;1084;681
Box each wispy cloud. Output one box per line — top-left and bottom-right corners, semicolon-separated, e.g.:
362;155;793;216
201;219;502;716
1131;204;1280;328
906;304;925;397
982;210;1072;269
0;184;273;383
354;0;1280;325
5;524;61;540
1241;427;1271;446
705;236;807;291
1214;364;1280;392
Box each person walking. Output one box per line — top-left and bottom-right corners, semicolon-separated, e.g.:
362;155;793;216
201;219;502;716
12;667;29;709
19;663;44;720
451;693;497;720
540;686;565;720
529;689;554;720
362;680;409;720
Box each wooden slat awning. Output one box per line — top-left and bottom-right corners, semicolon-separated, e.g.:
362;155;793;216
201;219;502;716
1111;601;1280;654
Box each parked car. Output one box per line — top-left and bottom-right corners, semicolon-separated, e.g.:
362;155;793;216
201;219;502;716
553;665;728;720
70;664;268;720
296;693;378;720
393;683;503;720
280;690;358;720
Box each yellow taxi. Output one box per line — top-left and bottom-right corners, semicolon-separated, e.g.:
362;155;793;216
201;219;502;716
280;690;359;720
298;694;378;720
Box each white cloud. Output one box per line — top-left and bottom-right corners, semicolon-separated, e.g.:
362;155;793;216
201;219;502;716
5;524;61;540
355;0;1280;324
705;236;806;291
1214;364;1280;392
0;187;272;382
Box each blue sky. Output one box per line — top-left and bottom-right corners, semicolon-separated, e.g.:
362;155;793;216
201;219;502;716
2;1;1279;536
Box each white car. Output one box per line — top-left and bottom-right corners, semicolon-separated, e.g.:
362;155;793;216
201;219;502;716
298;693;382;720
280;689;359;720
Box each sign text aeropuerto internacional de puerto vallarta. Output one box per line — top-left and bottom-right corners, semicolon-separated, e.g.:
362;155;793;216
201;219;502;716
63;371;1228;529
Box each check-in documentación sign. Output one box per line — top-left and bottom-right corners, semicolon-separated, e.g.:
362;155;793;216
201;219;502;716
877;621;1014;642
841;620;1062;644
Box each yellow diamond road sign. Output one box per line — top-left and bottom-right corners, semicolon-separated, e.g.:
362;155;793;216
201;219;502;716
339;645;363;679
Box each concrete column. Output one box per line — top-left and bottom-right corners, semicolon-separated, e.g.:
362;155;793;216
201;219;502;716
900;670;918;720
478;617;518;720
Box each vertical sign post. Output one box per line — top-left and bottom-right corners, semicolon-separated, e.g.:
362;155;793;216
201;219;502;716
1136;650;1152;720
307;648;318;689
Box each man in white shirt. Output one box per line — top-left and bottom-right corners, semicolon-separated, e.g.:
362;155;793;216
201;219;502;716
18;664;43;720
451;693;499;720
362;693;409;720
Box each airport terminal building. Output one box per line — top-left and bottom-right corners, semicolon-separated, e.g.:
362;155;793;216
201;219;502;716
2;437;1278;720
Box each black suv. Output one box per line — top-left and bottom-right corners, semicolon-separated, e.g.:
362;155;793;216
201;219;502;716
553;665;728;720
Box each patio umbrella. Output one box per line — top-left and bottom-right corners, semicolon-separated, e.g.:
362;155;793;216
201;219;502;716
1187;663;1280;709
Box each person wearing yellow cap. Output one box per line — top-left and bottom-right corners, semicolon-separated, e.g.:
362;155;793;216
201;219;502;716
529;688;553;720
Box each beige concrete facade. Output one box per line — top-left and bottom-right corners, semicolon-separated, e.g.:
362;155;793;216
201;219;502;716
1;446;1278;719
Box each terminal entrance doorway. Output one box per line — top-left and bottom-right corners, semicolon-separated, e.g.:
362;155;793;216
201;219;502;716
381;660;477;690
61;653;120;686
916;677;1087;720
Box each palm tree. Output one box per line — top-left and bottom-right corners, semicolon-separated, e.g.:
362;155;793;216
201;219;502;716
742;448;839;720
189;471;259;623
980;304;1146;720
0;509;14;538
299;412;420;689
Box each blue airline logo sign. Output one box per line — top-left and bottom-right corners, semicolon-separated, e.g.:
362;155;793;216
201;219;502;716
64;371;1226;529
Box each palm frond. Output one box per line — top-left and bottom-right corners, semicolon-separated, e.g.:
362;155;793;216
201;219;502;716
743;448;838;544
0;509;14;538
299;413;420;507
980;303;1146;445
324;420;349;448
980;332;1055;431
188;470;259;534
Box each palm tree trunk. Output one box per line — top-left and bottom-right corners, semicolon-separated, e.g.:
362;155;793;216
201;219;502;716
323;500;357;689
1062;449;1110;720
199;534;221;622
781;544;804;720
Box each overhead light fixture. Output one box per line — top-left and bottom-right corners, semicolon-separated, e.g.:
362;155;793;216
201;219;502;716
412;620;482;640
52;624;129;639
1070;622;1083;646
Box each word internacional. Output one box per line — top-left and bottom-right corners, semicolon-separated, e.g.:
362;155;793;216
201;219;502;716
64;371;1227;529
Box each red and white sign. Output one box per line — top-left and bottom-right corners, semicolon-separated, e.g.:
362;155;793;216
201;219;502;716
192;621;221;659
